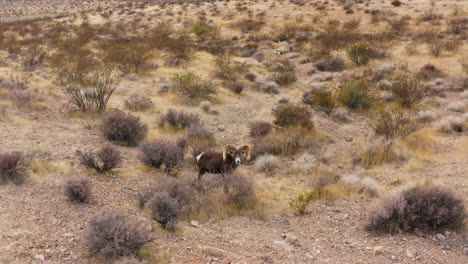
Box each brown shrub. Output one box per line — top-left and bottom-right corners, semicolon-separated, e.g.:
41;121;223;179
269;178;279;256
85;210;153;259
225;81;245;94
303;86;340;116
223;172;257;209
315;57;345;72
212;55;247;81
368;104;415;139
139;139;184;171
78;146;122;174
157;109;201;129
388;71;424;108
365;186;465;233
272;103;313;128
124;94;154;111
101;112;148;146
148;192;180;230
0;152;28;185
249;121;272;138
65;178;91;203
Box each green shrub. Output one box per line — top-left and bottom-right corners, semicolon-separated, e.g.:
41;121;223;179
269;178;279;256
289;191;317;215
212;55;247;81
189;22;210;36
170;72;216;101
368;104;415;139
389;71;424;108
346;42;382;66
303;87;340;116
339;79;372;110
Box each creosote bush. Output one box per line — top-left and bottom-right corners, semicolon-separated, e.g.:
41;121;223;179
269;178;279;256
65;178;91;203
78;146;122;174
267;59;297;86
212;55;247;81
368;104;415;139
249;121;272;138
101;112;148;147
139;139;184;171
289;191;317;215
0;152;28;185
170;72;216;101
315;57;345;72
85;210;153;259
303;86;340;116
366;186;465;233
124;94;154;111
388;71;424;108
272;103;313;128
339;78;372;110
346;42;384;66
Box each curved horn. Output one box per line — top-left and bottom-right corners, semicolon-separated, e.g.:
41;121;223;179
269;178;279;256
223;145;235;161
240;145;251;161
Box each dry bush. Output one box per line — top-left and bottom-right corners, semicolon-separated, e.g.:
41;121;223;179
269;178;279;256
346;42;385;66
437;116;464;133
365;186;465;233
65;178;91;203
225;81;245;94
254;129;306;156
254;154;279;174
185;123;215;144
388;71;424;108
359;138;408;169
103;39;155;74
101;112;148;147
149;23;193;63
0;152;28;185
20;46;47;71
339;78;372;110
312;25;362;52
78;146;122;174
417;64;444;80
85;210;153;259
148;192;179;230
267;59;297;86
272;103;313;128
139;139;184;171
4;71;33;90
223;172;257;210
315;57;345;72
158;109;201;129
212;55;247;81
368;104;415;139
386;16;410;32
289;191;317;215
124;94;154;111
303;86;340;116
114;257;147;264
170;72;216;101
57;65;118;112
249;121;272;138
232;19;264;33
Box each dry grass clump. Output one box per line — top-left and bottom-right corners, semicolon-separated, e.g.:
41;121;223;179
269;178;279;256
254;154;279;174
339;78;372;110
102;39;155;74
101;112;148;147
170;72;216;102
124;94;154;112
222;172;257;211
65;177;91;203
249;121;272;138
365;186;465;234
340;175;379;197
368;104;415;140
139;139;185;172
315;57;345;72
346;42;386;66
212;55;247;81
85;210;153;259
266;59;297;86
358;138;408;169
446;102;465;113
387;71;424;108
0;152;28;185
437;116;464;133
225;81;245;94
78;146;122;174
272;103;313;128
254;127;314;156
303;86;340;116
158;109;201;130
289;191;317;215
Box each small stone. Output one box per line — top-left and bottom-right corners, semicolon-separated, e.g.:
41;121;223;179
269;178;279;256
436;234;445;241
199;245;226;258
345;136;353;142
34;255;45;261
373;246;384;255
190;220;199;227
444;231;450;236
283;233;298;246
217;125;225;132
463;248;468;256
406;249;414;258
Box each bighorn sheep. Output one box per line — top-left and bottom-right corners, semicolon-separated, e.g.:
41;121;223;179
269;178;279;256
196;145;251;185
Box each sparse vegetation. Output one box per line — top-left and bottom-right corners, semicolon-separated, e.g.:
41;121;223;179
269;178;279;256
0;152;28;185
78;146;122;174
272;103;313;128
65;178;91;203
368;104;415;139
170;72;216;101
249;121;272;138
289;191;316;215
139;139;184;171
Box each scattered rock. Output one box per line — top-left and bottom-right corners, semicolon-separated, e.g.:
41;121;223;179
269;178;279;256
406;249;414;258
373;246;384;256
199;245;227;259
283;232;299;246
190;220;199;228
217;125;225;132
33;254;45;262
345;135;353;142
436;233;445;241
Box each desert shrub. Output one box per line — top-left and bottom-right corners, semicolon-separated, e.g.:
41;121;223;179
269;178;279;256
272;103;313;128
339;78;372;110
254;154;279;174
359;138;408;168
365;186;465;233
225;81;245;94
157;109;201;129
446;102;465;113
65;178;91;203
189;22;210;36
103;39;154;74
4;71;33;90
101;112;148;146
267;59;297;86
368;104;415;139
0;152;28;185
212;55;247;81
437;116;464;133
315;57;345;72
249;121;272;138
20;46;46;71
346;42;383;66
78;146;122;173
386;16;409;32
114;257;147;264
139;139;184;171
85;210;152;259
292;153;317;173
303;86;340;116
223;172;257;209
388;71;424;108
148;192;179;229
254;129;305;156
312;25;362;52
57;65;118;112
185;123;214;143
232;19;264;33
417;64;443;80
124;94;153;111
289;191;317;215
170;72;216;101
